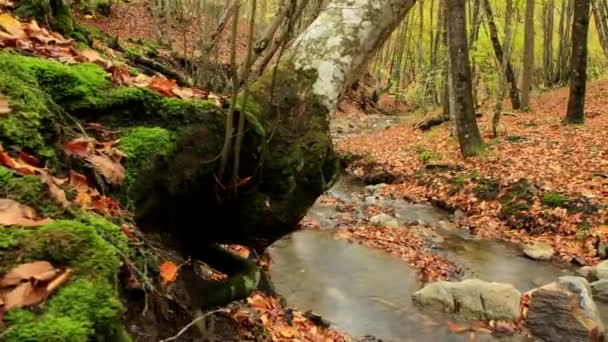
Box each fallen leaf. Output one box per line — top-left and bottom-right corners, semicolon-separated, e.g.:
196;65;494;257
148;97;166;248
64;137;95;157
40;172;70;208
85;154;125;186
0;261;55;287
0;151;41;175
3;281;46;310
0;93;9;114
446;321;469;334
159;261;178;284
18;151;41;167
110;66;131;85
0;198;53;227
45;268;71;293
147;77;177;97
0;13;25;38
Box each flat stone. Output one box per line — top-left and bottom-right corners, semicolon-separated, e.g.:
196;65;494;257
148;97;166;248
412;278;521;321
523;242;554;261
591;279;608;302
369;213;399;228
526;276;605;342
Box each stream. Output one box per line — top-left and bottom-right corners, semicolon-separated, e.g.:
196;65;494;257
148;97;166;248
267;175;607;341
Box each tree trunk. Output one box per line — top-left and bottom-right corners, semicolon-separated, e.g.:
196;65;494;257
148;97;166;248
481;0;521;110
592;0;608;56
520;0;535;110
564;0;591;124
446;0;485;157
543;0;555;86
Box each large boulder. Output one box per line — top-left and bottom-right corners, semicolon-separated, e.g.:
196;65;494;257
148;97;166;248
526;276;605;342
412;278;522;321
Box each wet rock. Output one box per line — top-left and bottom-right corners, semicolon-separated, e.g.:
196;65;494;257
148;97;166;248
591;280;608;302
412;278;522;321
526;276;605;342
364;196;378;205
365;183;387;192
369;213;399;228
523;242;554;261
594;261;608;280
577;266;597;282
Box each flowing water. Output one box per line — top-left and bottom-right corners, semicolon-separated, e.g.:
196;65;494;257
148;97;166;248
268;175;606;341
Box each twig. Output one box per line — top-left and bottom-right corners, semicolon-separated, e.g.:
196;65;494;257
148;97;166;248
159;309;228;342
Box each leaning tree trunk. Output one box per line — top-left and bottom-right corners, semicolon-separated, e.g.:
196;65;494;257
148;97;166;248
133;0;418;308
482;0;521;110
446;0;485;157
564;0;591;124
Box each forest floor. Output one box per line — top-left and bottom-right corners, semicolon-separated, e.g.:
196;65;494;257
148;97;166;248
333;82;608;268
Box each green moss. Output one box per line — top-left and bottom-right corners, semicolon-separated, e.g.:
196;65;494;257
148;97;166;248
0;227;29;251
70;86;220;130
2;219;127;341
117;127;176;206
499;180;534;217
541;191;571;208
0;172;65;218
474;178;500;201
0;52;110;160
23;220;121;280
3;279;128;342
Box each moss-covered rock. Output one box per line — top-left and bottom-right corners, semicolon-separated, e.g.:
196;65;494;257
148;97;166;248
0;51;110;161
1;219;128;341
0;166;65;217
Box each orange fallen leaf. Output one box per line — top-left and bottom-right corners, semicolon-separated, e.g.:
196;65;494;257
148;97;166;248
0;13;25;38
0;261;55;287
0;150;41;175
446;321;469;334
64;137;95;157
159;261;178;284
148;77;177;97
0;198;53;227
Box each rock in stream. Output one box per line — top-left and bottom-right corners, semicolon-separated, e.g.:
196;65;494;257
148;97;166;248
412;278;522;321
526;276;605;342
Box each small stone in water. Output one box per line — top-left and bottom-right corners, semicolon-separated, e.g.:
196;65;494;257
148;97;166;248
522;242;554;261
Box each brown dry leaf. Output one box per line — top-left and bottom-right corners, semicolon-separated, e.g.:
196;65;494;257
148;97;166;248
3;281;47;310
40;172;70;208
85;154;125;186
110;66;131;85
0;198;53;227
132;74;151;87
159;261;178;284
45;269;71;293
0;93;9;114
64;137;95;157
0;13;25;38
171;87;194;99
0;261;54;287
148;77;177;97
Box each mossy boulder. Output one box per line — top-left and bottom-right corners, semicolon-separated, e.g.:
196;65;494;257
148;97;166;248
0;218;128;341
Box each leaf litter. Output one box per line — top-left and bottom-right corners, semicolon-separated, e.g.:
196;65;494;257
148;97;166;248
0;261;71;314
337;81;608;265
